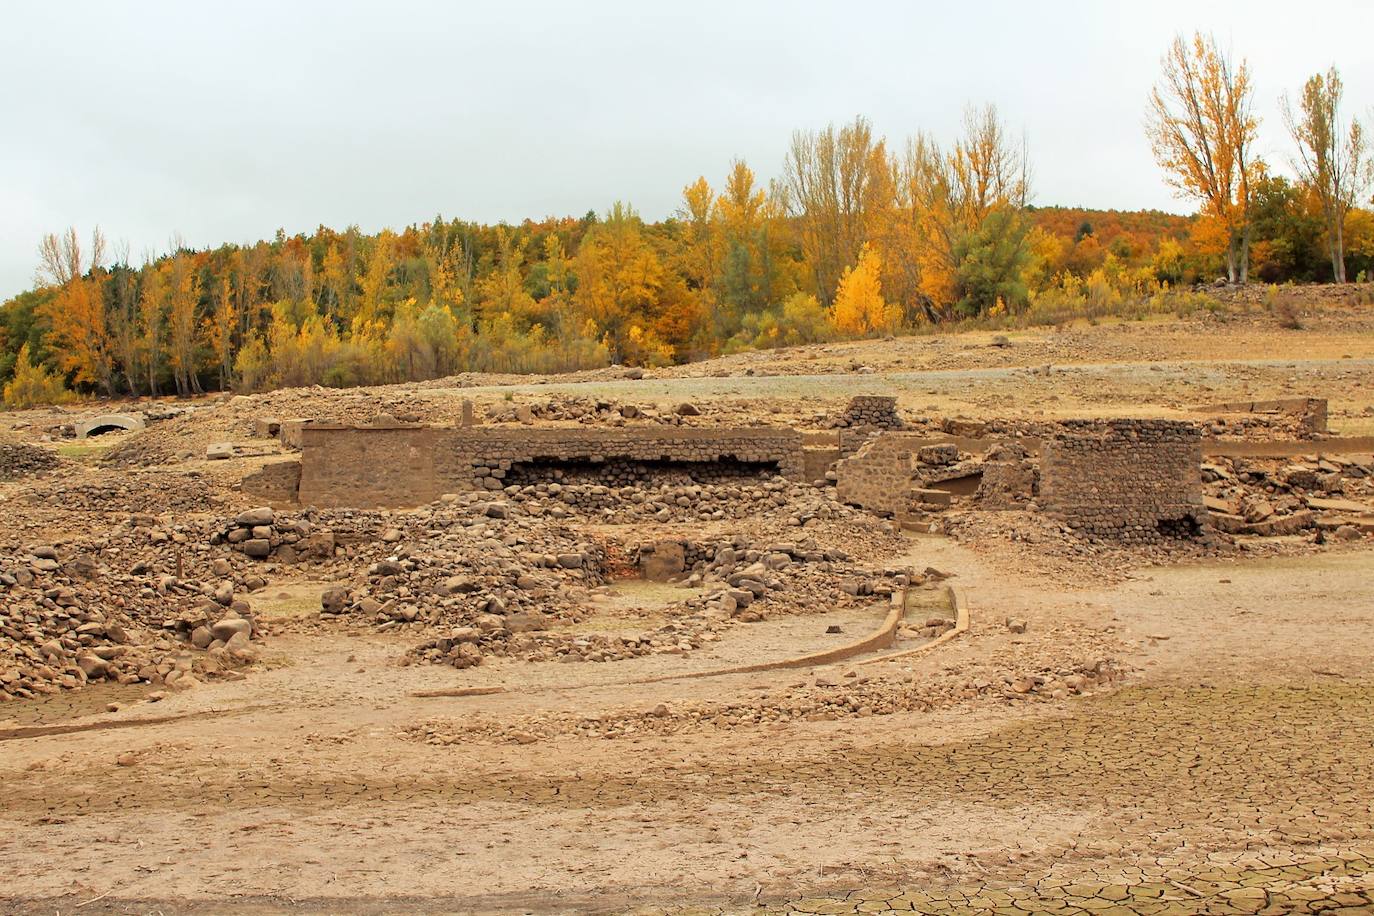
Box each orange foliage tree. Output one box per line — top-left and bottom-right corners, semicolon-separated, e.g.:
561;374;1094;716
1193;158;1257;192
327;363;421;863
36;227;114;395
831;244;898;335
1146;32;1259;283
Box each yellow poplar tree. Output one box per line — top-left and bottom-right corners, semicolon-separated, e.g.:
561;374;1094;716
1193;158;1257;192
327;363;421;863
677;176;717;289
574;203;665;363
831;244;897;336
206;275;237;389
165;254;203;395
1145;32;1259;283
3;343;74;408
36;228;115;395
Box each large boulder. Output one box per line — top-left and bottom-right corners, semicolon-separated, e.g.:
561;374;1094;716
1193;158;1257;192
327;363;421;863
236;507;276;527
639;540;686;582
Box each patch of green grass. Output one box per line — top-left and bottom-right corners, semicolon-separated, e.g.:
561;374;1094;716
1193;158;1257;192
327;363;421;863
252;583;331;620
56;442;111;460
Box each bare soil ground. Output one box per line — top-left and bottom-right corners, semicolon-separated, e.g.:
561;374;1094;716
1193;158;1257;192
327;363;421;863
2;294;1373;914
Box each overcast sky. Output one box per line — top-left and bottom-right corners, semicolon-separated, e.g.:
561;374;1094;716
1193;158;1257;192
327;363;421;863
2;0;1371;299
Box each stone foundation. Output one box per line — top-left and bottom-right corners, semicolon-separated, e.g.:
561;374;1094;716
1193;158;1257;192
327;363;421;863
295;425;805;508
1193;398;1328;438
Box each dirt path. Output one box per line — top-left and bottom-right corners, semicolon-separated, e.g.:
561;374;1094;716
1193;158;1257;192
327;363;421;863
1;540;1371;913
426;354;1374;437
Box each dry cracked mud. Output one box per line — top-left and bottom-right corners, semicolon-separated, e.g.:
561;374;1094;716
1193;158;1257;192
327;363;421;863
1;541;1371;915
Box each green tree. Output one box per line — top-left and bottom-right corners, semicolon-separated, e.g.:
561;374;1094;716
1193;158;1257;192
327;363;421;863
1248;172;1326;283
953;208;1033;316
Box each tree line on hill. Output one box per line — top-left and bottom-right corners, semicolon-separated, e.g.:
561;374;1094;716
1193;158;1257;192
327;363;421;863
3;31;1371;407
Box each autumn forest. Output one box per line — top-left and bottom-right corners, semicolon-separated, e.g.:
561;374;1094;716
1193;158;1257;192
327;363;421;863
3;33;1371;407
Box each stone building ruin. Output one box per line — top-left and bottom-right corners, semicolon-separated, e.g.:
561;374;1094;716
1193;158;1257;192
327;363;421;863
282;425;807;508
242;407;1210;543
1039;419;1205;541
833;418;1207;542
236;391;1294;546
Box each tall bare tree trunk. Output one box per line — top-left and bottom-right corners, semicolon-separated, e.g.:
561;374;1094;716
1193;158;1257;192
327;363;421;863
1334;220;1347;282
1239;227;1251;284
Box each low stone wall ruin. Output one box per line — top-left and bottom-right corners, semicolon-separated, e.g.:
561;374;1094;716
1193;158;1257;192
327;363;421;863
1040;419;1204;541
295;425;806;508
838;396;903;429
241;460;304;505
834;433;934;517
835;420;1205;540
1193;397;1328;438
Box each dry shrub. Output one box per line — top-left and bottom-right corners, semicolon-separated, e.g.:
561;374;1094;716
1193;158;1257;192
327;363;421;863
1266;287;1305;330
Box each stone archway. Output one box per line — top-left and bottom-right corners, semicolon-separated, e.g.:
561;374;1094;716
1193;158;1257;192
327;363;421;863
76;413;146;438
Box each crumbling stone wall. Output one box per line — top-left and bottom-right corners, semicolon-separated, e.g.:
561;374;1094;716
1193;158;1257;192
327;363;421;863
834;433;933;516
1040;419;1205;541
838;396;903;429
836;433;996;516
297;425;804;508
1193;398;1328;438
241;460;303;505
803;446;841;482
839;427;883;459
974;443;1038;509
278;418;318;451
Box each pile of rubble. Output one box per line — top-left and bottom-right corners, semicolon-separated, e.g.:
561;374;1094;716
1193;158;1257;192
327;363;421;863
215;507;337;561
484;395;679;426
0;541;261;700
940;509;1223;586
0;443;62;479
297;499;608;668
410;616;719;668
510;476;869;527
1204;454;1374;540
632;536;911;623
19;469;224;515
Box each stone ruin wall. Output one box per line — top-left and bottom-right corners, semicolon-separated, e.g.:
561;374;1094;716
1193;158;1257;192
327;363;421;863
294;425;805;508
802;446;840;483
834;433;935;517
974;447;1039;509
838;396;903;429
241;460;303;505
838;427;882;459
834;420;1205;538
1039;419;1205;541
1193;397;1328;439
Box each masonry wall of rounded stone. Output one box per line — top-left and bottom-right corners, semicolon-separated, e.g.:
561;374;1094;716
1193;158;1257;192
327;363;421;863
1039;419;1204;542
839;396;903;429
297;425;805;508
834;433;938;516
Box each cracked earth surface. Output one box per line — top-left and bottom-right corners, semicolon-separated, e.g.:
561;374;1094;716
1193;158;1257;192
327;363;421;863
1;542;1371;915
